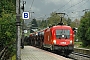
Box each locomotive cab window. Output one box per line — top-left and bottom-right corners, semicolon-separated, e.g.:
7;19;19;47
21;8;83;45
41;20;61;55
56;29;70;39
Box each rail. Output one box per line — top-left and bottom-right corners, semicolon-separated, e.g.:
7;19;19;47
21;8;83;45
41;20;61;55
74;48;90;56
67;48;90;60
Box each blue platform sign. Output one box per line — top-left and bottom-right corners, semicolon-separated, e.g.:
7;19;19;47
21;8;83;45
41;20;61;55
22;12;29;19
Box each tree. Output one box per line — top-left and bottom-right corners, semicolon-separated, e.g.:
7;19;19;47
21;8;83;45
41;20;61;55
31;18;38;28
77;11;90;47
0;0;15;17
30;18;38;33
67;18;71;26
0;0;16;57
47;12;60;25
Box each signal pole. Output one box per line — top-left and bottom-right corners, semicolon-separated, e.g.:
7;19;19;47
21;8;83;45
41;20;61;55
16;0;21;60
21;1;26;49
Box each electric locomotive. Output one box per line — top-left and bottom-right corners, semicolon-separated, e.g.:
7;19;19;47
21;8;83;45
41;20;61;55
41;13;75;55
43;25;74;55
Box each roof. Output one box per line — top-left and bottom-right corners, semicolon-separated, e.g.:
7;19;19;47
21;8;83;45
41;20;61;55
51;25;72;30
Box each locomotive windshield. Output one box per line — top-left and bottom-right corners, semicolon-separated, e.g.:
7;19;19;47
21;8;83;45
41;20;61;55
56;29;70;39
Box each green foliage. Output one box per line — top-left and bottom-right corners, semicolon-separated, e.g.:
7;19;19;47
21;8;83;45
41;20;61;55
47;12;60;25
30;18;38;33
77;11;90;47
0;0;16;58
74;42;82;48
67;18;71;26
31;18;38;28
0;13;16;49
39;20;47;29
0;0;15;17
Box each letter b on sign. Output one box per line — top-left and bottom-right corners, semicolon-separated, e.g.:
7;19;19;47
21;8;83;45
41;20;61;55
22;12;29;19
24;13;28;18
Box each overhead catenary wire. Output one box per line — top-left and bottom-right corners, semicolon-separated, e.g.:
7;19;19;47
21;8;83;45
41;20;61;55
65;0;90;20
62;0;85;12
42;0;72;18
34;0;72;20
65;0;90;14
72;0;90;13
59;0;87;20
35;0;89;20
37;0;84;19
55;0;72;12
30;0;34;10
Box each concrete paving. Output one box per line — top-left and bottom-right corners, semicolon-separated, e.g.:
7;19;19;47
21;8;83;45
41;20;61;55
21;46;71;60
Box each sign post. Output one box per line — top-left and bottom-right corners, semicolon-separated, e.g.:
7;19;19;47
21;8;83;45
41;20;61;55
21;11;29;49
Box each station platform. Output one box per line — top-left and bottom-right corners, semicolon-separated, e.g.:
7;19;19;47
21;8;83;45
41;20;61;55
21;46;71;60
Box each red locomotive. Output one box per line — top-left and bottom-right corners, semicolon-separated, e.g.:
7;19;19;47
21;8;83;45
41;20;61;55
28;13;75;55
43;25;74;55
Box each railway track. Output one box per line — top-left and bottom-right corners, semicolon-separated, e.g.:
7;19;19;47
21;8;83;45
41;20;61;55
74;48;90;56
69;52;90;60
69;48;90;60
67;48;90;60
42;47;90;60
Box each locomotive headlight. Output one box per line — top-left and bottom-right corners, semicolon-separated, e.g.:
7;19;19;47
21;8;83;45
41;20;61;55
53;40;56;44
70;40;72;44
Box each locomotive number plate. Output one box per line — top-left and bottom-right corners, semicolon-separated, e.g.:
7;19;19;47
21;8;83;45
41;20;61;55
60;42;66;44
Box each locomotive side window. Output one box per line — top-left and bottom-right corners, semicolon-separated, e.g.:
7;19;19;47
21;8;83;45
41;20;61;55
56;30;70;39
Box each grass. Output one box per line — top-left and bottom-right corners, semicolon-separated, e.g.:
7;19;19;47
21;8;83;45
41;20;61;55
74;42;82;48
74;42;90;49
11;55;16;60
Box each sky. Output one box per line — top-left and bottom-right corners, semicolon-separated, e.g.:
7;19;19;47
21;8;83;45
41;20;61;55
21;0;90;25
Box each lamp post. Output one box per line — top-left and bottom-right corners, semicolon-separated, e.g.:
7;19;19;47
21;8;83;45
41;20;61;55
16;0;21;60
